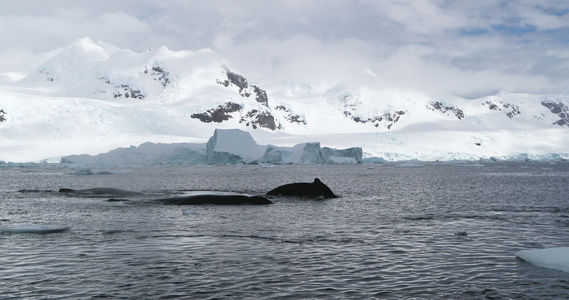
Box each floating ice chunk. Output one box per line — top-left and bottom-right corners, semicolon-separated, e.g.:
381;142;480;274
1;225;72;234
516;247;569;273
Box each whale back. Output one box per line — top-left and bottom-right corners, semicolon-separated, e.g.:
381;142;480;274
312;178;337;198
266;178;337;198
159;194;272;205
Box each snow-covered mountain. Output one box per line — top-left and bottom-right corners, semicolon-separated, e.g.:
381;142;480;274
1;37;569;163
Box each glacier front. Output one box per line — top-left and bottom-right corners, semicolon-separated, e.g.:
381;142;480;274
60;129;363;167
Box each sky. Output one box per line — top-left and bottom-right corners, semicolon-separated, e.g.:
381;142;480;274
1;0;568;98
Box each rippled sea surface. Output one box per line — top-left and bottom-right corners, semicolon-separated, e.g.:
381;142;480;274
1;162;569;299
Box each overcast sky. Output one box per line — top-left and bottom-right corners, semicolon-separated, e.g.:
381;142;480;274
1;0;568;97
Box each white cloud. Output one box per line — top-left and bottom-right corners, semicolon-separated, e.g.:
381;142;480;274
0;0;568;95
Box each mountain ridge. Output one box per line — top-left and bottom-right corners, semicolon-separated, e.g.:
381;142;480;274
1;37;569;163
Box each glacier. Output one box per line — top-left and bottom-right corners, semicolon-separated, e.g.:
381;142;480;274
1;37;569;164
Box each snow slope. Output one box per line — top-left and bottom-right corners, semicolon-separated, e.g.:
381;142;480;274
1;37;569;163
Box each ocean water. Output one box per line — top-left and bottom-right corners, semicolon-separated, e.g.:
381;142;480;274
1;162;569;299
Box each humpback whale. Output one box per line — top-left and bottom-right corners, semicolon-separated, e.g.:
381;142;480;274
266;178;337;198
157;194;272;205
59;187;145;197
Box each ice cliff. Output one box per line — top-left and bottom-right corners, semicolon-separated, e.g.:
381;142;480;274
61;129;363;167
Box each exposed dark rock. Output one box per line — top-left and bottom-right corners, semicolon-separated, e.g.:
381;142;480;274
38;69;55;82
97;77;145;100
0;109;6;122
338;93;361;112
275;105;306;125
144;65;170;87
226;70;249;94
191;102;242;123
252;85;268;107
503;103;521;118
427;101;464;119
240;110;280;130
113;85;144;100
350;110;405;129
217;68;269;106
217;79;230;87
482;100;520;119
337;92;404;129
542;101;569;126
191;101;281;131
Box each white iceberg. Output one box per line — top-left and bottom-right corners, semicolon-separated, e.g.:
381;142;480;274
322;147;362;164
59;128;362;166
62;142;207;167
262;142;323;164
516;247;569;273
206;128;263;164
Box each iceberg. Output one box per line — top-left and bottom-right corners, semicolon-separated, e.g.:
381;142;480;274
516;247;569;273
262;142;323;164
322;147;362;164
206;129;263;164
262;143;363;165
59;128;362;166
62;142;207;166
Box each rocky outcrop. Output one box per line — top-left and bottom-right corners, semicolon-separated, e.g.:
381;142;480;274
336;92;405;129
252;85;268;107
240;110;280;130
97;77;145;100
482;100;520;119
427;101;465;119
38;69;55;82
217;68;270;107
349;111;406;129
112;84;144;99
542;101;569;126
275;105;306;125
144;65;170;87
0;109;6;122
190;102;242;123
190;103;280;130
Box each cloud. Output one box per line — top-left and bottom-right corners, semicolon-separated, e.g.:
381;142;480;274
0;0;568;95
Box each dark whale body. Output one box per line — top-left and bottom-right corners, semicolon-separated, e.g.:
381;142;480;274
158;194;272;205
266;178;337;198
59;187;145;197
